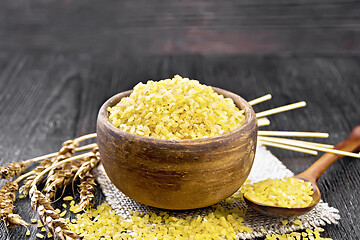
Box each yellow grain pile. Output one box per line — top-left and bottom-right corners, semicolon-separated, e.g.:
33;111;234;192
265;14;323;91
66;192;332;240
241;178;314;208
68;201;251;240
107;75;245;140
265;228;332;240
67;201;332;240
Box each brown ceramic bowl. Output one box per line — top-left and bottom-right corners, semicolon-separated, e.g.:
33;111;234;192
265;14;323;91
96;87;257;210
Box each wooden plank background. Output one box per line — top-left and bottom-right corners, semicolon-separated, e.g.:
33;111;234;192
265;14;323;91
0;0;360;55
0;0;360;239
0;54;359;239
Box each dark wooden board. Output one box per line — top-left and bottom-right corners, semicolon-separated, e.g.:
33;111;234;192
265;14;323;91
1;0;360;239
0;54;359;239
1;0;360;55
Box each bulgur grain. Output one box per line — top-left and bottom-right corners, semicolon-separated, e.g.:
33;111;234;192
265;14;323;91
35;233;44;239
63;196;73;201
108;75;245;140
281;220;288;225
60;210;67;217
241;178;313;208
294;220;303;226
264;228;332;240
68;201;251;239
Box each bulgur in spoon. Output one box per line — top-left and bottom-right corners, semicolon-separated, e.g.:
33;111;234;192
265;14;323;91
243;126;360;217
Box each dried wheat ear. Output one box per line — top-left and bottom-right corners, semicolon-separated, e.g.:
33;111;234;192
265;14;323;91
0;133;98;239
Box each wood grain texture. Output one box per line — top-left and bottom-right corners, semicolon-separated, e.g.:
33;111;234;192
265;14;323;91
0;0;360;55
0;0;360;238
0;54;359;239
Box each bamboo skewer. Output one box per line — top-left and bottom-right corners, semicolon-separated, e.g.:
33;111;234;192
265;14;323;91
259;136;334;149
256;101;306;118
18;131;336;166
259;140;318;155
257;118;270;127
249;94;272;106
258;131;329;138
13;96;358;173
258;136;360;158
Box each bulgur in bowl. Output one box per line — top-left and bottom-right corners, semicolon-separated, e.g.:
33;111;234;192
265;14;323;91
96;76;257;210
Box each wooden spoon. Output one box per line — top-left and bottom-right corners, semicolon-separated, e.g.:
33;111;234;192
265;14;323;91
244;126;360;217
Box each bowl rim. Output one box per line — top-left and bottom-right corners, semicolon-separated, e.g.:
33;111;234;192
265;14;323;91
97;86;257;146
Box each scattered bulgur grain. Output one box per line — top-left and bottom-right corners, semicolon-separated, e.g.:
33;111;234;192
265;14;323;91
63;196;73;201
72;207;83;214
35;233;44;239
294;220;303;226
30;218;37;223
60;210;67;217
232;193;243;199
62;203;67;209
68;201;252;239
225;197;235;204
281;220;288;225
264;228;332;240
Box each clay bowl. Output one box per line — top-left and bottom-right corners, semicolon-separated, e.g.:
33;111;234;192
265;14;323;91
96;87;257;210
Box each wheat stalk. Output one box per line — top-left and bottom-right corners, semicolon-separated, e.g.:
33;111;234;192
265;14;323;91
0;134;96;237
73;147;100;182
70;147;100;209
45;140;79;187
43;160;82;200
18;139;78;198
19;158;53;197
0;162;28;180
30;190;80;240
0;181;28;228
78;173;97;210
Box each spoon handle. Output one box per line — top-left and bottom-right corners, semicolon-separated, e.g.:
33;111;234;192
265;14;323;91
297;126;360;182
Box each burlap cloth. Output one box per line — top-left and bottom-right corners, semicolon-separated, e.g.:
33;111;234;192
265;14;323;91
94;144;340;239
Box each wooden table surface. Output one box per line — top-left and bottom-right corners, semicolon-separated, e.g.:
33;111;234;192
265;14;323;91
0;1;360;240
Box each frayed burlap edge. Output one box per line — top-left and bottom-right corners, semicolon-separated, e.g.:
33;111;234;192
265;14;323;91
94;144;340;239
